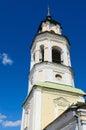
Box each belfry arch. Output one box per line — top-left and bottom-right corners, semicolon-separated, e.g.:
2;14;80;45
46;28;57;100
52;46;61;64
39;45;44;62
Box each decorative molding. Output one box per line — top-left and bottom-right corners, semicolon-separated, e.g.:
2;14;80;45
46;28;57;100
31;31;70;50
29;61;73;79
53;97;70;107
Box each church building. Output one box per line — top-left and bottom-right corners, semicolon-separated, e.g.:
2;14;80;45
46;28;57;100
21;8;86;130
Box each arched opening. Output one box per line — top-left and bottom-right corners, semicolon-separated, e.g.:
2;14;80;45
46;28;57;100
39;45;44;62
50;30;55;34
55;74;62;80
33;53;35;62
52;47;61;64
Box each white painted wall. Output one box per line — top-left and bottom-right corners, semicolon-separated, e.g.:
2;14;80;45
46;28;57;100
34;90;42;130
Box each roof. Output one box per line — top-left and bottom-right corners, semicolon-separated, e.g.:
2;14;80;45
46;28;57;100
38;17;61;33
35;82;86;95
37;11;62;32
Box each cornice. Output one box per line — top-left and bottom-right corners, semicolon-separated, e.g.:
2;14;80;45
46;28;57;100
29;61;74;79
30;31;70;50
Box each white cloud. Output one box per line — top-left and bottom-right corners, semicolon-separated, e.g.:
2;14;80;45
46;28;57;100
0;120;3;124
0;113;7;124
0;113;7;120
2;120;21;127
0;113;21;128
0;53;13;65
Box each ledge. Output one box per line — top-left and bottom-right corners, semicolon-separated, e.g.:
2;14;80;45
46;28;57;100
35;81;86;95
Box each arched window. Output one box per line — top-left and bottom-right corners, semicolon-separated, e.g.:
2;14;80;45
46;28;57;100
50;30;55;34
55;74;62;80
52;47;61;64
39;45;44;62
33;53;35;62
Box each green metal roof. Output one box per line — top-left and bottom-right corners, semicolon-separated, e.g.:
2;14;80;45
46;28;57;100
35;82;86;95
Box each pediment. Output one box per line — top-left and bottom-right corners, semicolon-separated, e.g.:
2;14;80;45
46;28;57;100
53;97;70;107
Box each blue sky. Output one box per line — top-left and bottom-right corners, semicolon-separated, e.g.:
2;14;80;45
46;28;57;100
0;0;86;130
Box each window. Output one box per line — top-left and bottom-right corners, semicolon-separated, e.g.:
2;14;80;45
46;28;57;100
30;77;33;85
39;45;44;62
55;74;62;80
24;127;28;130
52;47;61;64
50;30;55;34
24;109;30;130
33;53;35;61
24;110;28;129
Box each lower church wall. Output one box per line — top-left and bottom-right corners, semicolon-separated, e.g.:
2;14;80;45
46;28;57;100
41;88;82;129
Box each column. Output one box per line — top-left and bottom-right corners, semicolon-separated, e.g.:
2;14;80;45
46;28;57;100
48;40;52;62
35;46;40;64
63;45;69;66
34;90;42;130
44;40;52;62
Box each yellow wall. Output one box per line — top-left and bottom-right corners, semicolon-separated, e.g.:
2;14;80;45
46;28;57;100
41;89;82;129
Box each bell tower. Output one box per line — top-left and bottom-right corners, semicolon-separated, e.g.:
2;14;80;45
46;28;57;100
21;8;85;130
29;7;74;93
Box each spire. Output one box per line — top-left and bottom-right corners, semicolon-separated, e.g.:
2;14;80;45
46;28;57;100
47;6;52;20
47;6;50;17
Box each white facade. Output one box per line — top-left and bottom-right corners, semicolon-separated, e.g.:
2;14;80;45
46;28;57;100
21;89;42;130
29;17;74;93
